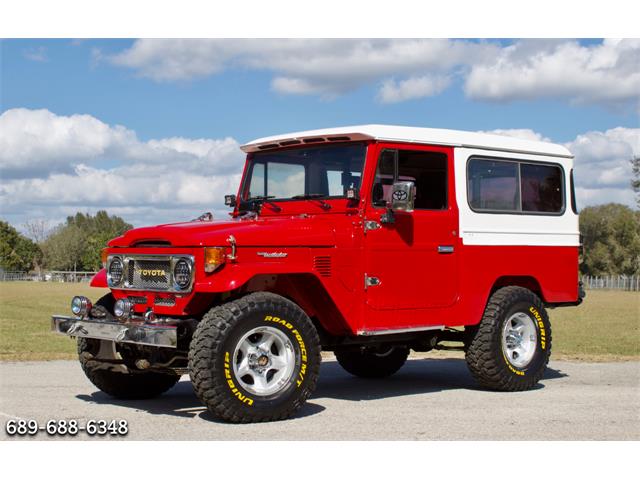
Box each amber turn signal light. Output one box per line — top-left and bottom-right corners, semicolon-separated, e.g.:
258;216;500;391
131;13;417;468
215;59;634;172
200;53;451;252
100;248;109;268
204;247;226;273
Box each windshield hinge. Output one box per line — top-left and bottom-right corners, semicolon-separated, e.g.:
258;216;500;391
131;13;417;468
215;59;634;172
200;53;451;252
363;220;381;233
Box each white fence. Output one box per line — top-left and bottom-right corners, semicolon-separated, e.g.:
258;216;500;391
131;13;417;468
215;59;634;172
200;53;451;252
581;275;640;291
0;271;98;282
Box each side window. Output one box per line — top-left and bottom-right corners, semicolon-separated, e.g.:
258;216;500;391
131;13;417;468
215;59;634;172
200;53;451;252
521;163;563;212
467;157;565;214
372;150;396;206
468;159;519;211
371;149;448;210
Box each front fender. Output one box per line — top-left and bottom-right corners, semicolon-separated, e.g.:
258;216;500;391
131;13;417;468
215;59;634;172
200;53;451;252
90;268;108;288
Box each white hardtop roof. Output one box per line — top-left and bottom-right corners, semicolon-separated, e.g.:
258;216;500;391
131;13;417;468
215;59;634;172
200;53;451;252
241;124;573;158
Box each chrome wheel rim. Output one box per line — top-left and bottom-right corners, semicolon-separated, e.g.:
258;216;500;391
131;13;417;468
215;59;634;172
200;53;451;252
501;312;538;369
232;326;295;397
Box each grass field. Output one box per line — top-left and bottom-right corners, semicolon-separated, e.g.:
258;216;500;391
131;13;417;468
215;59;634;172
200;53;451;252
0;282;638;361
0;282;108;361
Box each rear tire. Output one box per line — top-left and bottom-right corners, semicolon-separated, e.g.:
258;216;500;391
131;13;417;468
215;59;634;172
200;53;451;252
188;292;321;423
77;294;180;399
465;286;552;391
336;346;409;378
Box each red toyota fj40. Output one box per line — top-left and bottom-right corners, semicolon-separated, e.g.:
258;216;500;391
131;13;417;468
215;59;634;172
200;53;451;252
53;125;584;423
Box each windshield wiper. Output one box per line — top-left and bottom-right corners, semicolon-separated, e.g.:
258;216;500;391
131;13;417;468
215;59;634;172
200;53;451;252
291;193;327;199
244;196;282;212
291;193;331;210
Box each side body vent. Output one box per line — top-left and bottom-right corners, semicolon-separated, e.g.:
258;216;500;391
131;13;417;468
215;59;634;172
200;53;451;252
313;256;332;277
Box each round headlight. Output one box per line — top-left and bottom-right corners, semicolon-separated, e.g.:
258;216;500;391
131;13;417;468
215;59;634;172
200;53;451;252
108;257;124;286
173;258;191;289
113;298;133;321
71;296;92;317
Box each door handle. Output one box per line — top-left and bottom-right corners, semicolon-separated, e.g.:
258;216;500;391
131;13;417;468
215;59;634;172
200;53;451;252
438;245;454;254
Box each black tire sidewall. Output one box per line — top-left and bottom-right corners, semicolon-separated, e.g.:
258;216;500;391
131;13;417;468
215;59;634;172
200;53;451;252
497;299;550;379
214;305;316;414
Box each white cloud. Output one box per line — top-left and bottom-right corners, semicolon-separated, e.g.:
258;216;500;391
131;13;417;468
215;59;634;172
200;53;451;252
478;129;551;143
377;75;450;103
564;127;639;204
108;38;498;101
0;109;244;227
105;39;640;108
0;108;241;178
1;108;637;230
271;77;325;96
464;39;640;107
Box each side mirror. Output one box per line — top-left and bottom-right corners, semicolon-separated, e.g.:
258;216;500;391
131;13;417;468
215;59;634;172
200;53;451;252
224;194;237;207
390;181;415;212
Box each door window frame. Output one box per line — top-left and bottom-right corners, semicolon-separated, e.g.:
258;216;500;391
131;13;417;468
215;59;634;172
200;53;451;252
366;142;453;212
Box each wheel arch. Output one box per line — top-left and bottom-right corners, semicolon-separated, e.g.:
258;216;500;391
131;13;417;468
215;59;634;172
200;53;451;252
490;275;545;302
227;273;353;338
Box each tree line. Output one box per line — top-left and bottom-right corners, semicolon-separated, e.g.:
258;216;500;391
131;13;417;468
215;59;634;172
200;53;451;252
0;211;132;273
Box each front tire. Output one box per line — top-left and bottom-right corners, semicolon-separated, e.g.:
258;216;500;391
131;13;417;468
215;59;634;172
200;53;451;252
336;346;409;378
465;286;552;391
78;338;180;399
188;292;321;423
77;294;180;399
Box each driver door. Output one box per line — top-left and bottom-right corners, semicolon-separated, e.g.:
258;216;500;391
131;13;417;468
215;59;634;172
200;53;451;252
362;143;459;330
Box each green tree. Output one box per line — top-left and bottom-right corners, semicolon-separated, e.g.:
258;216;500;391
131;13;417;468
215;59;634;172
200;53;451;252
42;211;132;271
579;203;640;276
0;221;42;271
42;224;85;271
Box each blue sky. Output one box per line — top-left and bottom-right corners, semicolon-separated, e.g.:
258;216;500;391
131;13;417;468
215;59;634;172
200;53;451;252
1;38;638;229
3;39;637;143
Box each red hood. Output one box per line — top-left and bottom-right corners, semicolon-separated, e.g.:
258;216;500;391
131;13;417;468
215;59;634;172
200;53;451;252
108;215;337;248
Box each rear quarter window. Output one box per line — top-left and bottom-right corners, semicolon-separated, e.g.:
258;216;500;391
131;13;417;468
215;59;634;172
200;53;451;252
520;163;564;213
467;157;565;215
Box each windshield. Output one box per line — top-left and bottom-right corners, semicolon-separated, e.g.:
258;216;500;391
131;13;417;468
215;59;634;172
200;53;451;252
242;143;366;201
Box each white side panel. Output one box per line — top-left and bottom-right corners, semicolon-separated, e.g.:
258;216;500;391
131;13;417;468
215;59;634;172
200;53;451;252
455;148;580;247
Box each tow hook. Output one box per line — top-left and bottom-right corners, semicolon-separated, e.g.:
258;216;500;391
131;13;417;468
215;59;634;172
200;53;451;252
67;323;88;336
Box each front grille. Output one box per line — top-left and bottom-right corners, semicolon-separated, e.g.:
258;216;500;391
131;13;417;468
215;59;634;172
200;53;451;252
128;259;171;290
108;254;194;292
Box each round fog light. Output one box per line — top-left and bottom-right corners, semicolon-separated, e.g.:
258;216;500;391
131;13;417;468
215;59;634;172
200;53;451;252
113;298;133;321
71;296;92;317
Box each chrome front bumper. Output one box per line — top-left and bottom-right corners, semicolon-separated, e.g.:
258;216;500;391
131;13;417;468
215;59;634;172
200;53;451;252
51;315;177;348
